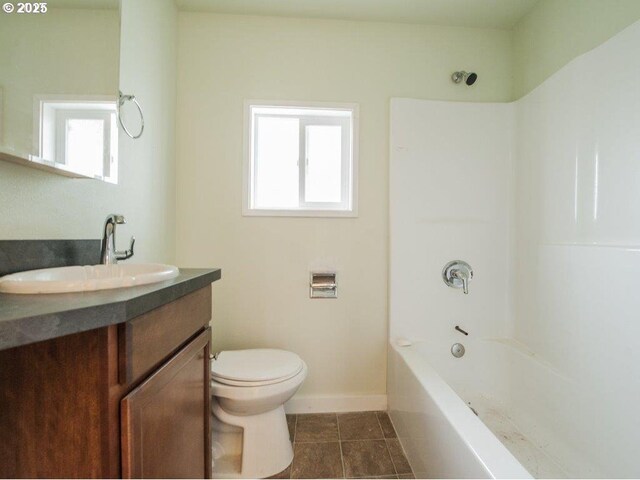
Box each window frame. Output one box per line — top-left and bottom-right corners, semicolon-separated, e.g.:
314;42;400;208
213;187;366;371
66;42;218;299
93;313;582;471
243;100;359;218
33;95;118;183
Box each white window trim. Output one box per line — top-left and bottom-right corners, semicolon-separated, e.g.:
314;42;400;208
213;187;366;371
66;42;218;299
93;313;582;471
243;100;359;218
32;94;116;156
32;94;118;183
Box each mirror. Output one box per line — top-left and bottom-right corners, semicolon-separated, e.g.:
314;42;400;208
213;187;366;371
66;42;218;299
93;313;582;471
0;0;120;182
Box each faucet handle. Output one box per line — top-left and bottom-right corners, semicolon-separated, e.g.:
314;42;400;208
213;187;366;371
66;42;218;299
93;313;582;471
442;260;473;295
458;271;470;295
116;236;135;261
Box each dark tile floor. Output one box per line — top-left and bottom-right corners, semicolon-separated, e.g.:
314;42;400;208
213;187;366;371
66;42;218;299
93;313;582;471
268;411;415;479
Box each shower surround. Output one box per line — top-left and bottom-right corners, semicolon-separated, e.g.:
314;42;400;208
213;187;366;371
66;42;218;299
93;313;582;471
389;19;640;479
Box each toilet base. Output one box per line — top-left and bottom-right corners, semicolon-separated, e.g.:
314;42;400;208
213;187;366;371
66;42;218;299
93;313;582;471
212;398;293;479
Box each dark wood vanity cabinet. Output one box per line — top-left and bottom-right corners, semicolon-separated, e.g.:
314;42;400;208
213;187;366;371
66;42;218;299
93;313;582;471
0;287;212;479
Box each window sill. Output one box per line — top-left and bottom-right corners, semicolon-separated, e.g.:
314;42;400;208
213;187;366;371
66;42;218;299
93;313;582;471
243;208;358;218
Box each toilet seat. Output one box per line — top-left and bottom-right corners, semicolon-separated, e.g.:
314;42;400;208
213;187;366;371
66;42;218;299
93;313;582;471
211;349;304;387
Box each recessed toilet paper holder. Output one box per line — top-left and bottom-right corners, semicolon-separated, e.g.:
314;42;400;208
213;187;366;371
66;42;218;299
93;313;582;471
310;272;337;299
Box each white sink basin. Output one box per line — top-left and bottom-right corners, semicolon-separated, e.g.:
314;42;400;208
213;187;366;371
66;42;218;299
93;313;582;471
0;263;180;294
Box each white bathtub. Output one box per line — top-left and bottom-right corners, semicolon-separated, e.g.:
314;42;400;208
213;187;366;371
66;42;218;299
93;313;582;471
387;338;605;479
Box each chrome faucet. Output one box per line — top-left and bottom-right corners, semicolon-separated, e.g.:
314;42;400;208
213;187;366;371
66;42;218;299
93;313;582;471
452;268;471;294
100;214;135;265
442;260;473;294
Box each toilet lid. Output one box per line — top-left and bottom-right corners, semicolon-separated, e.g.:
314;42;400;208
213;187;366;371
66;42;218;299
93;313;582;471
211;349;304;386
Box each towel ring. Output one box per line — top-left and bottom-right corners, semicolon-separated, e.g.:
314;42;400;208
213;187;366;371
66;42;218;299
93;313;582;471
117;90;144;139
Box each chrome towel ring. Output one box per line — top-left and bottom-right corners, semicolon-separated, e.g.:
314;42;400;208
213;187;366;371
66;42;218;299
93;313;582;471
117;90;144;139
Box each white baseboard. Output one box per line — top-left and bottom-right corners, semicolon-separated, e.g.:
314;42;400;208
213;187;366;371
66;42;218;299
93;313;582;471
284;394;388;414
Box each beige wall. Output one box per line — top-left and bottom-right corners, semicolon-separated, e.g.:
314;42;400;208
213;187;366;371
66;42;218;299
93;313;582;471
512;0;640;99
175;13;512;398
0;0;177;264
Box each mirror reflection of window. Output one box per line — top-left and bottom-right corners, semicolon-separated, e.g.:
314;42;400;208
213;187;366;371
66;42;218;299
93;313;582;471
36;98;118;183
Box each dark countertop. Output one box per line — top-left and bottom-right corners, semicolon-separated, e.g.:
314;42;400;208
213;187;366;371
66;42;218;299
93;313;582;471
0;268;221;351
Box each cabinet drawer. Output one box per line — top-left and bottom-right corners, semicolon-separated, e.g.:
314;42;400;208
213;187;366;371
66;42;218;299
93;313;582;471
119;287;211;385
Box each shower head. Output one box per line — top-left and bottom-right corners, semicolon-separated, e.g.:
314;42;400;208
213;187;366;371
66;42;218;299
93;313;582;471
451;71;478;86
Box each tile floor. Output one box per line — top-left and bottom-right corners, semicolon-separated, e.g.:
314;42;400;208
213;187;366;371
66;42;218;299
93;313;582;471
268;411;415;479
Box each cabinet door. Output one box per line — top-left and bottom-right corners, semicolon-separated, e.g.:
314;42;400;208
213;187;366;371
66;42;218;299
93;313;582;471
121;329;211;479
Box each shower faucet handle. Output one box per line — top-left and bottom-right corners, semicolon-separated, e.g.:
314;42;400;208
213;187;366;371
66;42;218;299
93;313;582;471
442;260;473;294
453;269;470;294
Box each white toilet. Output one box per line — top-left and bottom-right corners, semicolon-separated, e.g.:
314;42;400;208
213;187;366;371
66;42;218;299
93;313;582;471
210;349;307;479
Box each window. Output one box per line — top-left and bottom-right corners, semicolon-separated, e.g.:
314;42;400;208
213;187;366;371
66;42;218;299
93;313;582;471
35;96;118;183
244;102;358;216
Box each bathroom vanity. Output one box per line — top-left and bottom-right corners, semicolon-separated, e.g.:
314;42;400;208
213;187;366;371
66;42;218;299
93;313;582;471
0;261;221;478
